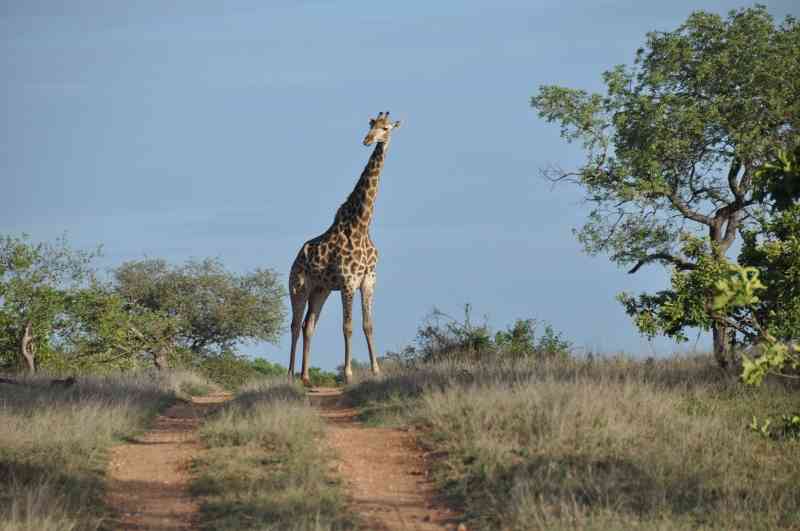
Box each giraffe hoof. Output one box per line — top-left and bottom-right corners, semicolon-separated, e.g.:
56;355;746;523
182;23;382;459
302;377;312;388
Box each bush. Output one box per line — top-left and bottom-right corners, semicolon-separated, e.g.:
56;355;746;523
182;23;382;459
199;352;290;390
385;305;572;364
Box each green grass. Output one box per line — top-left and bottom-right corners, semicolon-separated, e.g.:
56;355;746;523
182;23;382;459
0;371;178;531
345;355;800;530
192;378;356;530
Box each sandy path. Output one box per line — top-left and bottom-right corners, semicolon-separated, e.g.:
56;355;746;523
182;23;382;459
104;393;230;530
308;387;462;531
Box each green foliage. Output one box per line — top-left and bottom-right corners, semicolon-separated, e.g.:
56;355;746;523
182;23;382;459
495;319;572;359
618;237;766;343
57;283;182;372
708;145;800;387
114;258;286;357
387;305;572;363
198;352;290;390
739;177;800;342
249;358;286;378
532;6;800;364
413;305;493;362
750;414;800;441
307;366;338;387
753;145;800;211
199;351;261;390
0;234;98;371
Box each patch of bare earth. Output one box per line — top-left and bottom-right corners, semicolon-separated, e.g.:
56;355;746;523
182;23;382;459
105;393;230;530
309;387;463;531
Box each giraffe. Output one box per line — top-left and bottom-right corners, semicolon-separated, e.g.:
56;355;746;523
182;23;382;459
288;111;401;385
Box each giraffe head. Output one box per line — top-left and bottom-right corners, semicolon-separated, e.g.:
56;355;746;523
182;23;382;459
363;111;402;146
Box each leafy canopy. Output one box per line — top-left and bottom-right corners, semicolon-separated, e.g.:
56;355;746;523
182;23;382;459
0;234;98;370
531;6;799;360
114;258;286;356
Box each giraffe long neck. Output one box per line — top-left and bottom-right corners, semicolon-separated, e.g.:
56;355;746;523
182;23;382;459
332;141;386;230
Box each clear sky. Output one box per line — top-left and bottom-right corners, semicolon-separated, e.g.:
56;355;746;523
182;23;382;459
3;1;797;370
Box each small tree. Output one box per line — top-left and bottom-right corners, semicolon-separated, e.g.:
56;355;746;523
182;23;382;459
113;258;286;365
60;283;180;371
531;7;799;367
0;235;97;372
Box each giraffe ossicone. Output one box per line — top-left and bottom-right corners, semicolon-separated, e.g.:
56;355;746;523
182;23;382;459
287;111;402;386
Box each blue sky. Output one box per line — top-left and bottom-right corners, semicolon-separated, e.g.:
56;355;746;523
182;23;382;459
3;1;797;369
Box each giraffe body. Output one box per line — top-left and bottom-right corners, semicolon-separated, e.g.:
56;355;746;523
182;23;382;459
288;112;401;385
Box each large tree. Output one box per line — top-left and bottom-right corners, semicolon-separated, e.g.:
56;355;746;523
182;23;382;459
531;6;799;366
113;258;286;363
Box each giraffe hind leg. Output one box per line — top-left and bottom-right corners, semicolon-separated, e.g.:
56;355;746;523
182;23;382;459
288;273;309;382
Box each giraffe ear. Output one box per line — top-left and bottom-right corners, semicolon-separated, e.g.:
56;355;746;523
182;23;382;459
392;120;402;129
369;119;376;126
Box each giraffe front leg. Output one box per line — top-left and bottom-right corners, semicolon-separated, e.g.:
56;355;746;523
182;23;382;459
360;273;380;377
341;288;355;384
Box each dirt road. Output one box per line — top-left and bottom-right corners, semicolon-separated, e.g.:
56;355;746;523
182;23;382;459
104;393;230;530
308;387;461;531
104;387;460;530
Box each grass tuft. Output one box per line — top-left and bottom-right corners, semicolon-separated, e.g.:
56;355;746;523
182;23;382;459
193;378;355;530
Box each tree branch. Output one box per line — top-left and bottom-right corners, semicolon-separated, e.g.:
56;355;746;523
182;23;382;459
627;253;697;274
666;189;713;226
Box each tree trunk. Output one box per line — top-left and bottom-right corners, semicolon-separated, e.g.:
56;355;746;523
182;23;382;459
712;320;731;369
152;347;169;370
20;322;35;374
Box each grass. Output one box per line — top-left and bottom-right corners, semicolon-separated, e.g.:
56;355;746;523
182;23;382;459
162;369;219;399
345;354;800;530
192;378;355;530
0;371;180;531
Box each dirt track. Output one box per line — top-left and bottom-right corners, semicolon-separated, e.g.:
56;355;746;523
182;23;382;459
309;387;461;531
104;393;229;530
104;388;461;530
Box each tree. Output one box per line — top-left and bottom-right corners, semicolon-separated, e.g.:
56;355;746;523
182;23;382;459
60;283;181;371
113;258;286;364
531;7;799;367
0;235;97;372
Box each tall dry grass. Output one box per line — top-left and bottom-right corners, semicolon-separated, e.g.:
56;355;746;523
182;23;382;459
0;371;197;530
346;355;800;530
193;378;354;530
